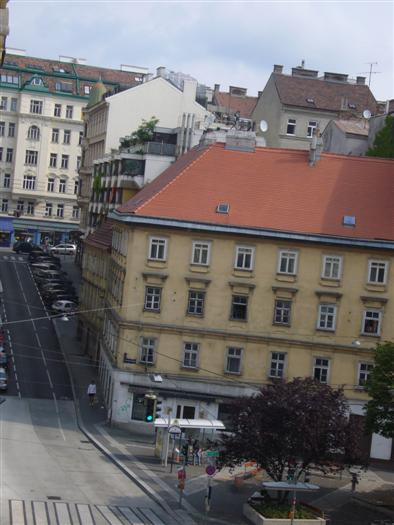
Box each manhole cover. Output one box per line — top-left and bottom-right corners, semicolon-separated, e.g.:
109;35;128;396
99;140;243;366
47;496;61;500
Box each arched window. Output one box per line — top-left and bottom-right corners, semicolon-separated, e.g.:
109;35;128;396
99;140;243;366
27;125;40;140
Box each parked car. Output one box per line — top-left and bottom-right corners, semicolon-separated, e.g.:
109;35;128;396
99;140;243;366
0;352;8;369
51;300;77;314
41;282;75;293
28;252;60;264
38;278;72;289
49;243;76;255
31;263;60;272
46;293;78;304
0;367;7;390
34;269;68;283
13;241;43;254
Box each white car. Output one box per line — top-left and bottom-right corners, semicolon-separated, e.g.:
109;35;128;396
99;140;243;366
49;243;76;255
51;300;77;313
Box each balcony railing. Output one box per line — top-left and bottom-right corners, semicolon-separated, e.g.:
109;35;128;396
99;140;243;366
120;141;176;157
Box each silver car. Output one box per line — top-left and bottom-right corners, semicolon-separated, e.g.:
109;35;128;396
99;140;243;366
49;243;76;255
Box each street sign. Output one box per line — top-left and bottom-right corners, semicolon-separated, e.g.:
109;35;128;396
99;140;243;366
206;450;219;458
168;425;181;435
206;465;216;476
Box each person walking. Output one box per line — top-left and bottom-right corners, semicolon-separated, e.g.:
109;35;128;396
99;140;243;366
87;380;97;406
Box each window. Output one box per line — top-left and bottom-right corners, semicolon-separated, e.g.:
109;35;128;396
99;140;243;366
144;286;161;311
16;200;24;212
76;156;81;171
61;155;69;169
3;174;10;188
30;100;43;114
6;148;13;162
54;104;62;117
8;122;15;138
45;202;53;217
192;241;211;266
63;129;71;144
84;85;91;95
139;337;156;364
358;363;374;387
27;125;40;140
56;204;64;218
183;342;199;368
225;347;242;374
0;147;2;161
10;98;17;112
72;206;80;219
65;105;73;119
368;260;388;285
322;255;342;280
74;179;79;194
48;153;58;169
26;201;34;215
59;179;66;193
307;120;318;138
313;358;330;383
273;300;291;325
79;131;84;145
286;118;296;135
148;237;167;261
25;150;38;166
269;352;286;378
187;290;205;316
176;405;196;419
55;81;73;93
234;245;254;270
0;121;4;136
23;175;36;190
31;76;43;86
230;295;248;321
317;304;337;331
0;74;19;85
51;128;59;143
47;178;55;192
0;97;7;110
278;250;298;275
1;199;8;212
362;309;382;336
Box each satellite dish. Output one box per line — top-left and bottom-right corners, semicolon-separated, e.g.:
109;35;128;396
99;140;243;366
363;109;372;120
259;120;268;132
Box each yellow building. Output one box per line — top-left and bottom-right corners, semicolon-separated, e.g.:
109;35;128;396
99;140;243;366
95;132;393;460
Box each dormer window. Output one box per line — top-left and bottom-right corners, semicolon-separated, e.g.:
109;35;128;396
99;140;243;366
31;76;43;86
343;215;356;227
216;203;230;214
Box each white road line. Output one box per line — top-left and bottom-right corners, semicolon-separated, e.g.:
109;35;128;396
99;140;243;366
10;500;25;525
96;506;124;525
54;502;72;525
139;508;166;525
118;506;145;525
52;392;66;442
32;501;49;525
76;504;95;525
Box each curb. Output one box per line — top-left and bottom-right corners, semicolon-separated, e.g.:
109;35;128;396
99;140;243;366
352;494;394;519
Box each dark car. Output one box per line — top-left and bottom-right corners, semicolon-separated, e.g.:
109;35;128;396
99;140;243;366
0;352;8;369
28;253;60;264
44;294;78;306
31;263;60;272
0;367;7;390
41;282;75;293
13;241;43;254
38;278;72;290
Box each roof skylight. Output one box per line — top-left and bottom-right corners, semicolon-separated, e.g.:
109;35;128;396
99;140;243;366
216;203;230;214
343;215;356;226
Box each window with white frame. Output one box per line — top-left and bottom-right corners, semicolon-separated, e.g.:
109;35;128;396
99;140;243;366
30;99;43;114
0;122;4;136
72;206;80;219
0;147;2;161
103;316;118;356
8;122;15;137
3;174;10;188
47;178;55;192
1;74;19;85
286;118;296;135
1;199;8;212
45;202;53;216
49;153;57;168
139;337;156;364
313;357;330;383
144;286;161;311
76;156;81;171
187;290;205;316
79;131;84;145
27;125;40;140
192;241;211;266
59;179;66;193
65;105;73;119
183;342;199;368
273;299;292;325
54;104;61;117
63;129;71;144
230;294;248;321
148;237;167;261
74;179;79;195
225;347;243;374
358;362;374;387
317;304;337;331
234;245;254;270
362;309;382;336
322;255;342;280
6;148;13;162
25;150;38;166
23;175;36;190
56;204;64;218
61;154;69;169
278;250;298;275
269;352;286;378
52;128;59;143
26;201;34;215
16;200;24;212
10;98;17;112
0;97;7;110
368;260;388;285
307;121;318;138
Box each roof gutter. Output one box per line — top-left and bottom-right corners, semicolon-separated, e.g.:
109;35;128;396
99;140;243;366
109;212;394;251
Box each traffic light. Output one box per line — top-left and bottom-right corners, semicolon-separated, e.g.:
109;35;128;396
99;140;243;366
155;398;163;419
145;398;155;422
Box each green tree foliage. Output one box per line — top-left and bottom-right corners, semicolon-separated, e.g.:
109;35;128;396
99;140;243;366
221;378;365;483
120;117;159;149
365;342;394;437
366;115;394;158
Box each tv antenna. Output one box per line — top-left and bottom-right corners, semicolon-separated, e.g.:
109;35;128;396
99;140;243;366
359;62;381;87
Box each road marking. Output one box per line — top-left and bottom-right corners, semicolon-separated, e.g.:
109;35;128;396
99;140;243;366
138;508;166;525
31;501;49;525
10;500;25;524
3;255;8;260
118;506;145;525
76;504;95;525
54;502;72;525
96;506;124;525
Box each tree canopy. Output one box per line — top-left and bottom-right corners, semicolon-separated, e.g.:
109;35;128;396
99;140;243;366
221;378;365;482
120;117;159;149
365;342;394;437
366;115;394;158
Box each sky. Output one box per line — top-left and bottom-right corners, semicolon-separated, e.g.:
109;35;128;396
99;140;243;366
6;0;394;101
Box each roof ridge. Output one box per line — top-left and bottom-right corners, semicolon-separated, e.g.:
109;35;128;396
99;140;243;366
134;145;214;213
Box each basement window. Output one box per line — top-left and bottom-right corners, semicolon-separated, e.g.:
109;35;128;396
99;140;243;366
343;215;356;226
216;203;230;214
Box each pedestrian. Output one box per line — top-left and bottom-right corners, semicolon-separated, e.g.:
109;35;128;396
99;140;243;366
193;440;200;466
87;380;96;406
351;472;359;493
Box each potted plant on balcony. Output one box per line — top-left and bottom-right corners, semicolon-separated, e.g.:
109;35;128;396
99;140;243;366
119;117;159;152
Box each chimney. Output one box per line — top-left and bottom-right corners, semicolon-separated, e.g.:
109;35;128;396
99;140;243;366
356;76;366;85
258;91;263;98
273;64;283;74
214;83;220;92
156;66;166;78
309;128;323;167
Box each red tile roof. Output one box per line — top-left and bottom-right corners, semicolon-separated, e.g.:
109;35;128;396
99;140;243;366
273;73;378;114
84;220;114;250
116;143;394;242
213;92;258;118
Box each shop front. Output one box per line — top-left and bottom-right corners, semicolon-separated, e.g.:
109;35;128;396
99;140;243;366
0;218;13;247
12;218;80;247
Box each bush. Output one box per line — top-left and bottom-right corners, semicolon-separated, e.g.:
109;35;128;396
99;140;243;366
251;502;316;519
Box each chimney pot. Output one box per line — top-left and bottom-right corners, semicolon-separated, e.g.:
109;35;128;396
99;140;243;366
156;66;166;78
273;64;283;74
356;76;366;85
258;91;263;97
214;84;220;92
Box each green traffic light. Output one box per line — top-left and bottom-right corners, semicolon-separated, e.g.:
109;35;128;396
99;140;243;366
146;415;153;422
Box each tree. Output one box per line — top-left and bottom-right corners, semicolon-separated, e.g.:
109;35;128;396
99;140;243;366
120;117;159;149
221;378;365;485
365;342;394;437
366;115;394;158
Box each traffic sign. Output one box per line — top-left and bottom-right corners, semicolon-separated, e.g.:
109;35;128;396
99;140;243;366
168;425;181;435
206;450;219;458
206;465;216;476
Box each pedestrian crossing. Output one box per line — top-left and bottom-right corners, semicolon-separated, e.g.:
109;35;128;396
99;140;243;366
6;500;169;525
0;254;26;263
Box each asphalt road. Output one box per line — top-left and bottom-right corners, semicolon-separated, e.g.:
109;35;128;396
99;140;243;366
0;251;72;401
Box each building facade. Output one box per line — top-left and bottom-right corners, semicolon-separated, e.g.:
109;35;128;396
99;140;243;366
0;51;144;246
88;133;394;461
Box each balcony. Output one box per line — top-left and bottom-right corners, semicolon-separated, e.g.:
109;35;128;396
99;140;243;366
120;141;176;157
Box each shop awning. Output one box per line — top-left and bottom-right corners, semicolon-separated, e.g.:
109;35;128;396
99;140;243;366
154;418;225;430
0;218;13;232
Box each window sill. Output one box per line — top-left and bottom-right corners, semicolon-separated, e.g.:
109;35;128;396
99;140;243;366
365;283;387;293
146;259;167;270
224;370;241;376
233;268;254;275
181;366;199;372
143;308;161;314
315;327;336;333
138;361;155;366
319;278;341;288
360;332;380;338
189;264;209;273
186;312;204;318
229;318;248;322
276;273;297;283
272;322;291;327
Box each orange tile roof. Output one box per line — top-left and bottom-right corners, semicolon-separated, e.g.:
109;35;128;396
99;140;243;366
116;143;394;242
213;92;258;118
84;219;114;250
